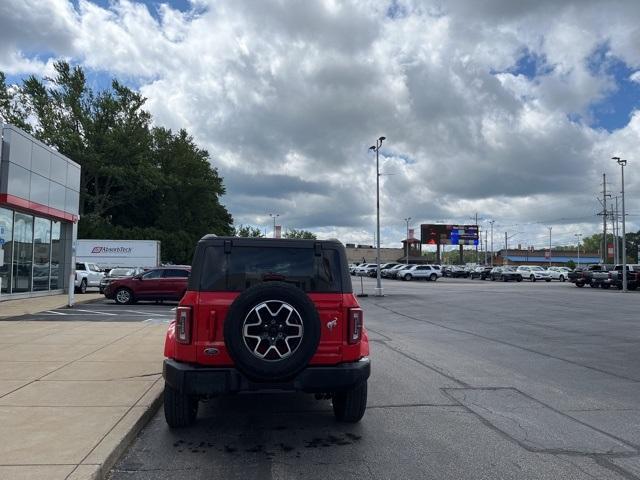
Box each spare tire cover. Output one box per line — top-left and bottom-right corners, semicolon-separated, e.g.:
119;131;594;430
223;282;321;381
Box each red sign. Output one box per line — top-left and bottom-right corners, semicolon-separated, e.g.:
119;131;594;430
607;243;614;258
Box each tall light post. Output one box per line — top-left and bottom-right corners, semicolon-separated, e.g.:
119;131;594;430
269;213;279;238
369;136;386;297
574;233;582;267
612;157;628;292
489;220;495;266
404;217;411;265
548;226;552;266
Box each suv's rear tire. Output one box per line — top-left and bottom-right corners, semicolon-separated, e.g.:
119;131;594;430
429;273;437;281
333;381;367;423
224;282;321;381
164;383;198;428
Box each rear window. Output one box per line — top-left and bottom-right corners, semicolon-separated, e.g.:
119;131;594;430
199;246;342;292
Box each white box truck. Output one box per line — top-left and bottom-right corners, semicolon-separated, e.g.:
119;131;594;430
76;239;161;270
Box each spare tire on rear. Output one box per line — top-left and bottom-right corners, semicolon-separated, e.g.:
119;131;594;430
223;282;321;381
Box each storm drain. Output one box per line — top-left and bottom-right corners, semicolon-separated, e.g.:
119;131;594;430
443;387;635;455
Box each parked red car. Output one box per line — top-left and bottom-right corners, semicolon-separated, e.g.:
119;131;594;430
103;266;191;304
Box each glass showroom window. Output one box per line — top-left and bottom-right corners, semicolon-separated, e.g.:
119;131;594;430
0;208;13;294
50;221;61;290
12;213;33;293
33;217;52;291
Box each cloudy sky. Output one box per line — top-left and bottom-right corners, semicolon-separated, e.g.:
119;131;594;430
2;0;640;251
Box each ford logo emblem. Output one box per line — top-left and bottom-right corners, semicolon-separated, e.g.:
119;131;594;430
204;347;219;356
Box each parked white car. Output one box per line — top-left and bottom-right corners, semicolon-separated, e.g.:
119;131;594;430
354;263;377;276
546;266;572;282
397;264;443;281
516;265;552;282
75;262;105;293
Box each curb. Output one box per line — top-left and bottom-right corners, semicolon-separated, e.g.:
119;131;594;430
0;295;104;319
85;383;164;480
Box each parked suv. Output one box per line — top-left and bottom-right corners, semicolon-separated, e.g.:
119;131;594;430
75;262;104;294
516;266;552;282
397;264;442;281
162;237;371;428
104;266;190;304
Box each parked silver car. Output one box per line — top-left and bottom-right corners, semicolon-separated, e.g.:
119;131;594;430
397;264;443;281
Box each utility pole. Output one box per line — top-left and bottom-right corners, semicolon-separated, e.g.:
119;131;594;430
404;217;411;265
269;213;280;238
575;233;582;267
614;196;620;264
610;205;617;265
504;232;508;265
484;230;488;265
601;173;608;264
490;220;495;266
612;157;628;292
548;227;552;266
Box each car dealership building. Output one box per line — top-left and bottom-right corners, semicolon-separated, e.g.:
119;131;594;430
0;124;80;300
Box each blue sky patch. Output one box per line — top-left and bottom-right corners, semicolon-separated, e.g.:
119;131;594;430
510;49;553;79
386;0;407;20
586;44;640;131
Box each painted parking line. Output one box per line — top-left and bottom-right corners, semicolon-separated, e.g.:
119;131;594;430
143;318;171;324
43;310;67;315
73;309;118;316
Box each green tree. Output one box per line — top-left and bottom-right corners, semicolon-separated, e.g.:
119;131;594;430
1;61;233;264
0;72;31;131
566;259;576;269
233;225;264;237
283;229;317;239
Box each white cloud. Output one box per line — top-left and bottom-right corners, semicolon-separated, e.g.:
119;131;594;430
2;0;640;249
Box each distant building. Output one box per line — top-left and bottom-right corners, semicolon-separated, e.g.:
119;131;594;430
494;249;600;266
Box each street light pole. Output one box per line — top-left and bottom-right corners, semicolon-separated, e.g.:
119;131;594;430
548;226;552;267
613;157;628;292
404;217;411;265
575;233;582;267
369;137;386;297
489;220;495;266
269;213;280;238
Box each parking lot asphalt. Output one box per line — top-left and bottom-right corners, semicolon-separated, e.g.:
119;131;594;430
6;298;177;323
108;277;640;480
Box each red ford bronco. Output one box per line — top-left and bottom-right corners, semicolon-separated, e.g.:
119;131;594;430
163;236;370;427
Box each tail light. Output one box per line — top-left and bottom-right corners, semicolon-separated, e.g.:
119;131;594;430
348;308;363;344
176;306;192;344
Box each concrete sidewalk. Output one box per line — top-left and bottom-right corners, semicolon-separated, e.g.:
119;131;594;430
0;320;166;480
0;293;104;319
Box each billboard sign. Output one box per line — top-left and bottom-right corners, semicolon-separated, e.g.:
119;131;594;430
421;224;479;246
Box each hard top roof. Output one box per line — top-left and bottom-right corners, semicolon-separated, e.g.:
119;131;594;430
198;235;344;249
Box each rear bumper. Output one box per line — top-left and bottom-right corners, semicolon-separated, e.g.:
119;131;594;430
163;357;371;396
